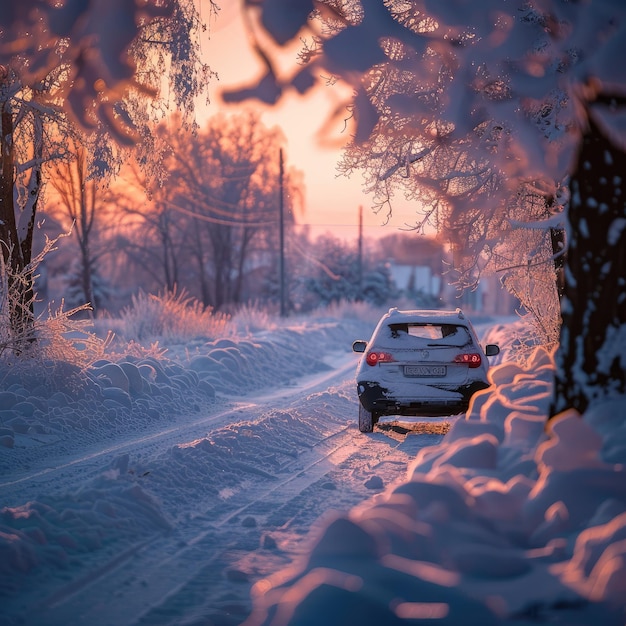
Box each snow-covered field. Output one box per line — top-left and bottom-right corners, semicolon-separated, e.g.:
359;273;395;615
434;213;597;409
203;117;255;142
1;307;625;625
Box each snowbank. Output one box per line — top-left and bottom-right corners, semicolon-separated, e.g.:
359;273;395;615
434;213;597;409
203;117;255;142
244;342;626;625
1;319;367;467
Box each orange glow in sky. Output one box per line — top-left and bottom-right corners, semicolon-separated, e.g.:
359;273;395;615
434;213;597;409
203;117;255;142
200;3;421;241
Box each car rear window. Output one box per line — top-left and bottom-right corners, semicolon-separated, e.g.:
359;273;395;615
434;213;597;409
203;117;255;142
385;323;472;347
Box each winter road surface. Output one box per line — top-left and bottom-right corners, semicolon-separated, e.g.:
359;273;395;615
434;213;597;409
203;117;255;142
3;354;453;626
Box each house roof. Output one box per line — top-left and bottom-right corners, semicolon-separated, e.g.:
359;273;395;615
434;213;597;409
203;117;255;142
379;235;443;266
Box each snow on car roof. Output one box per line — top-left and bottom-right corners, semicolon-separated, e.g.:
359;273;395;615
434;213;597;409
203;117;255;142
383;307;469;325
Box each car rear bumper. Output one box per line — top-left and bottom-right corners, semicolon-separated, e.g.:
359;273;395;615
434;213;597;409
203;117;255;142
356;380;489;417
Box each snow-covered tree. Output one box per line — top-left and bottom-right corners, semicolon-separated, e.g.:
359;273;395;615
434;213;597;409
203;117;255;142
299;234;398;309
112;113;303;311
0;62;71;345
0;0;214;348
0;1;214;143
155;112;302;310
241;0;626;416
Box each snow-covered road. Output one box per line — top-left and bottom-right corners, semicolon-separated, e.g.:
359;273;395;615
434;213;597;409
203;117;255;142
4;312;626;626
2;345;449;626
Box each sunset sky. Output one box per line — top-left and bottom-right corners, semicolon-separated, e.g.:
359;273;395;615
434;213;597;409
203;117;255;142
201;3;422;241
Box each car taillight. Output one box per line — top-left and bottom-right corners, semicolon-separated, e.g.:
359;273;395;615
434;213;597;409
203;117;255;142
366;351;395;366
454;353;482;368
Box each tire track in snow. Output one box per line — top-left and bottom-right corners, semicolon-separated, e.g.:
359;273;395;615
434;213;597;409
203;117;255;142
27;423;361;626
133;428;437;626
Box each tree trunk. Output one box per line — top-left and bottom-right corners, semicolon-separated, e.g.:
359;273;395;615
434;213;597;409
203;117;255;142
233;226;253;304
0;106;17;261
159;211;177;292
0;102;36;349
191;220;212;307
210;224;231;310
551;118;626;416
549;227;565;300
79;240;95;316
80;176;96;316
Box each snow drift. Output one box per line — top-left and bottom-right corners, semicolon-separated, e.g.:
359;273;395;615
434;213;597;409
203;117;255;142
244;340;626;625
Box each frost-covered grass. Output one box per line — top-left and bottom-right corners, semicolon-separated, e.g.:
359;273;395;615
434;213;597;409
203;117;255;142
1;293;387;396
97;289;232;344
228;302;279;334
96;296;387;357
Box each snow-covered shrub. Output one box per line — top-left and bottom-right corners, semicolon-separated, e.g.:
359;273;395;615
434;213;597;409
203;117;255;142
0;301;112;402
295;235;400;311
0;247;38;357
481;314;544;367
501;257;561;363
110;289;231;342
228;302;277;334
302;264;399;309
1;234;108;370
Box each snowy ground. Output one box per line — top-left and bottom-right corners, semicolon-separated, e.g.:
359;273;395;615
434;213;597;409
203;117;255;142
0;308;440;625
1;308;625;625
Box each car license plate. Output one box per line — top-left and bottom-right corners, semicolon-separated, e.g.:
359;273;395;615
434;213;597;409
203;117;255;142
404;365;446;377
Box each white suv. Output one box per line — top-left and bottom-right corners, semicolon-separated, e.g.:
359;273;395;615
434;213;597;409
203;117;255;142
352;308;499;432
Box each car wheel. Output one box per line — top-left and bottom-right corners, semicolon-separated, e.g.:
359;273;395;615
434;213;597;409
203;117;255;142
359;403;374;433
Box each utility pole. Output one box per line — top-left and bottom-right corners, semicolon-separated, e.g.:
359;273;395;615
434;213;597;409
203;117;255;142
357;204;363;291
279;148;287;317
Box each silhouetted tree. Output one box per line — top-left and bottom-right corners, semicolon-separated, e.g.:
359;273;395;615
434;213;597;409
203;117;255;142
156;113;303;310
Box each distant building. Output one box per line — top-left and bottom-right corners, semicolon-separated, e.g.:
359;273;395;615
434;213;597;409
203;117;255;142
379;233;517;316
